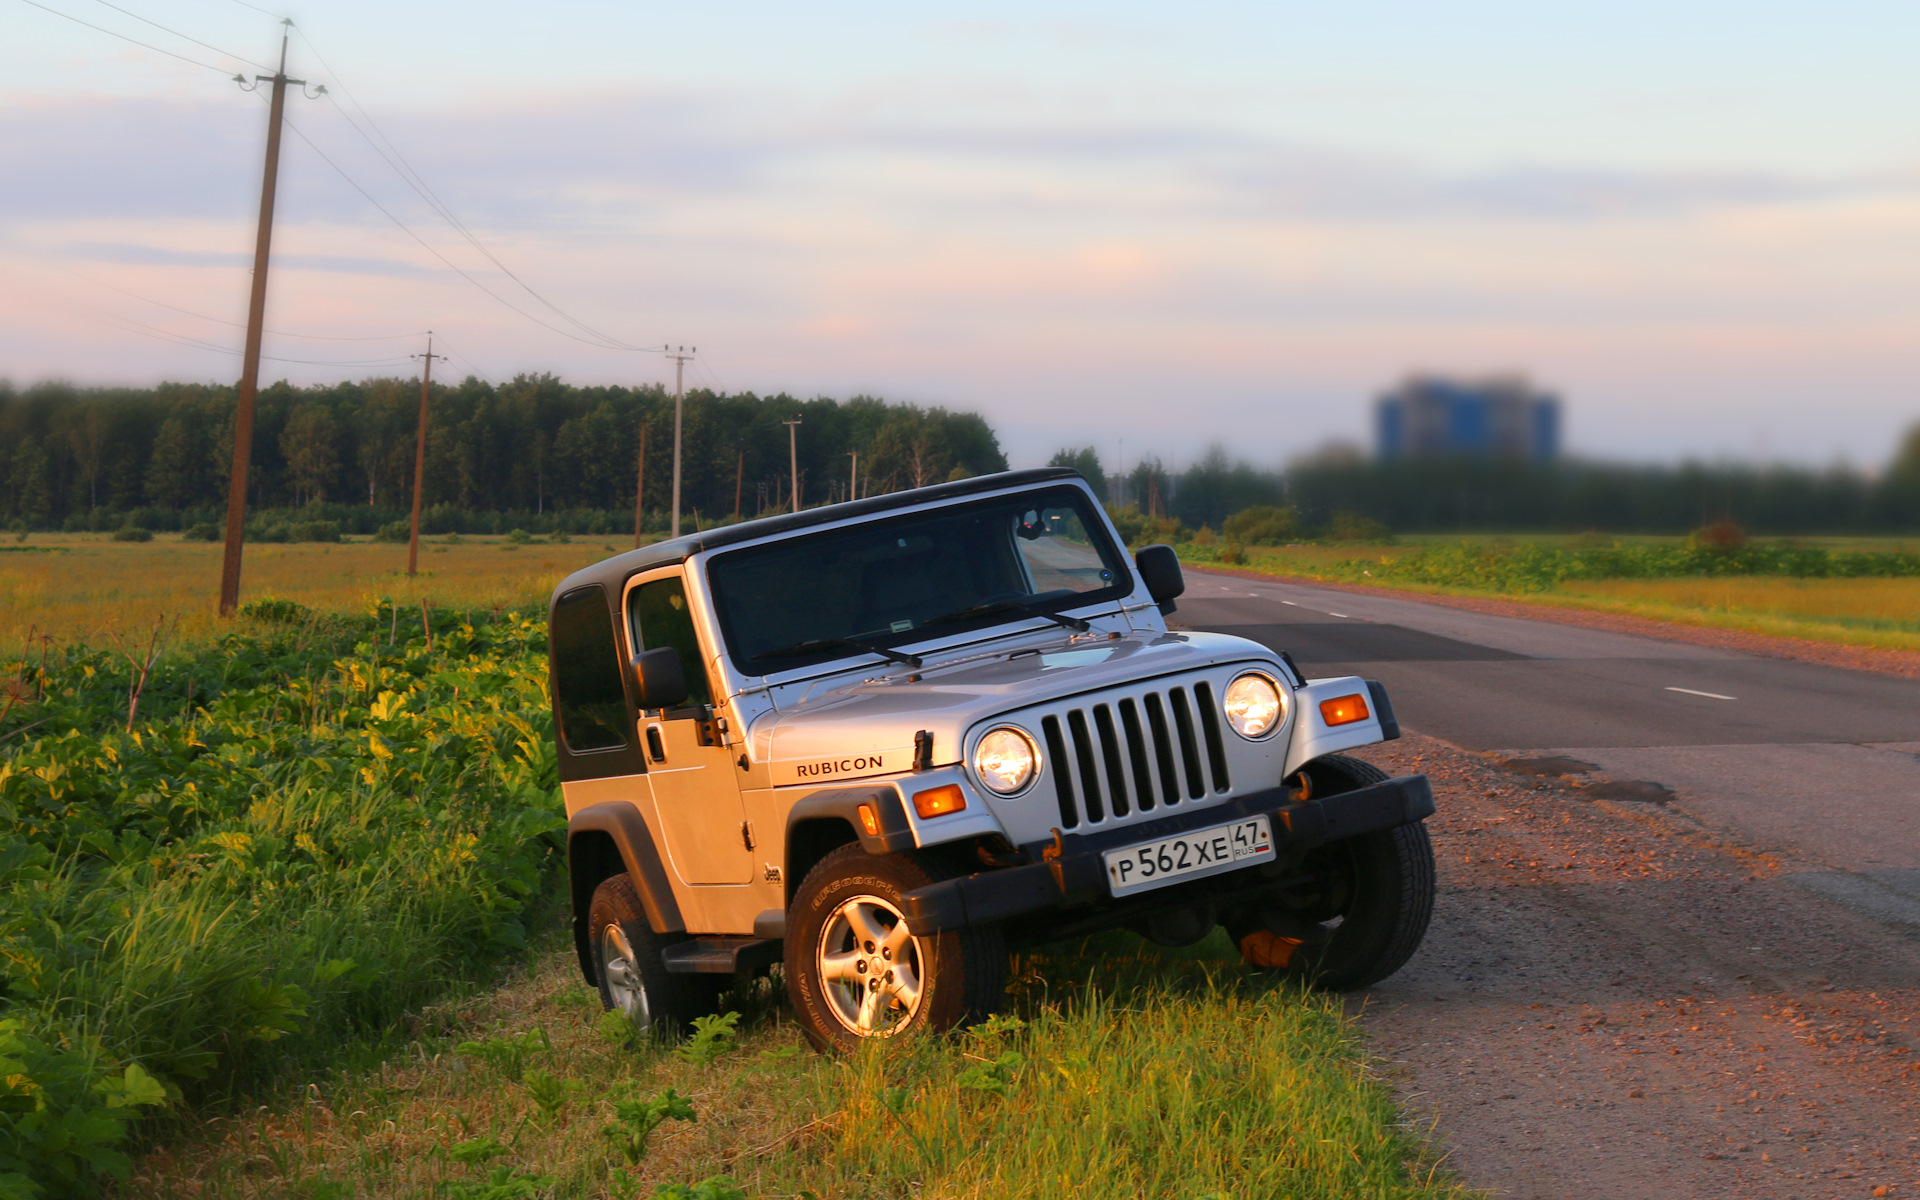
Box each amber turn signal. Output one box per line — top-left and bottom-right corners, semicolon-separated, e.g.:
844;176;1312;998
856;803;881;837
912;784;967;819
1319;693;1371;726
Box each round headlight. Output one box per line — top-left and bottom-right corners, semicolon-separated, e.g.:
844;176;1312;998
973;727;1038;795
1223;673;1285;739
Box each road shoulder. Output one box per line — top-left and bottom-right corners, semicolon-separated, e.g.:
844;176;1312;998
1349;733;1920;1200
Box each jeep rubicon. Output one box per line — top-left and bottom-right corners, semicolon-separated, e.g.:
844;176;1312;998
549;468;1434;1051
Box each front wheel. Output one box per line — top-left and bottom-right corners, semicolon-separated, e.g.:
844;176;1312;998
1229;754;1435;990
784;843;1007;1053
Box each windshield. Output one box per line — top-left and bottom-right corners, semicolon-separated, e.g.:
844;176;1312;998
706;485;1131;674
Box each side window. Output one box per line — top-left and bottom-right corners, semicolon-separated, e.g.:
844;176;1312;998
551;585;630;753
1014;505;1115;596
630;577;712;708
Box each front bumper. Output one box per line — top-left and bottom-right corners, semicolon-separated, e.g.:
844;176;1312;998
900;773;1434;936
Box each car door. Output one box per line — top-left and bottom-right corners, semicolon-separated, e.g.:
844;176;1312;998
626;567;755;886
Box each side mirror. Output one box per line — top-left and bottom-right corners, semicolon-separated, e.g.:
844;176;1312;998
630;646;689;710
1134;544;1185;615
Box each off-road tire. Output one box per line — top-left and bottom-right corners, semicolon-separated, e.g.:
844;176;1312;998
1231;753;1435;991
785;843;1008;1054
588;873;725;1037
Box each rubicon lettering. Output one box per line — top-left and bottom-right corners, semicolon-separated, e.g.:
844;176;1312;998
796;755;883;779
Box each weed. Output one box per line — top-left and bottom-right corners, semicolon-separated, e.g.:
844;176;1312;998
673;1012;741;1068
646;1176;746;1200
456;1030;554;1083
521;1067;584;1122
440;1166;555;1199
602;1087;697;1163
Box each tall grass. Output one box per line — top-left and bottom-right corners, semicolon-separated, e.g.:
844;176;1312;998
1;605;561;1196
128;932;1472;1200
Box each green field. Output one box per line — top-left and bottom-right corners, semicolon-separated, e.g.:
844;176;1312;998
1179;537;1920;654
1;544;1466;1199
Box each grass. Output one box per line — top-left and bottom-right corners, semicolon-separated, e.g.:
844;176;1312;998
1191;542;1920;654
127;930;1471;1200
2;608;563;1194
7;551;1467;1198
1;534;622;650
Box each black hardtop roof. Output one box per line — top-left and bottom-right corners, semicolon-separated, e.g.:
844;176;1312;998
548;466;1087;607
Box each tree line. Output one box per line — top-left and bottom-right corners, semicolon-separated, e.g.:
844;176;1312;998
1056;434;1920;537
0;376;1008;529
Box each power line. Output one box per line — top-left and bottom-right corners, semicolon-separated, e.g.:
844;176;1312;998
14;0;236;74
294;24;656;353
277;106;658;353
82;273;424;341
87;0;270;69
224;0;285;19
94;307;413;366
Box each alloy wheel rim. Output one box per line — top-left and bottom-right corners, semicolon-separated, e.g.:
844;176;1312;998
816;894;923;1037
600;923;651;1029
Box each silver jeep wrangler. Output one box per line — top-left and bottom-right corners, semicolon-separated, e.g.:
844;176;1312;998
549;468;1434;1051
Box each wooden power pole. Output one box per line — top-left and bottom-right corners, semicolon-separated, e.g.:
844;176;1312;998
218;24;303;616
406;333;442;577
732;445;744;524
632;419;648;548
784;416;802;513
662;346;695;538
848;450;858;504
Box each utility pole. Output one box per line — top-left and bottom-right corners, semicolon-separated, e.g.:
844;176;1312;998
632;420;648;548
218;23;309;616
662;346;695;538
848;450;858;504
406;333;442;577
732;445;744;524
784;417;803;513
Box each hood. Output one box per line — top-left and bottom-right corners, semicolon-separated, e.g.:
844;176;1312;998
750;630;1278;787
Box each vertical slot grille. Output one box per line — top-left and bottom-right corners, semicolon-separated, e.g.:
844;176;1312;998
1143;692;1181;807
1040;715;1077;830
1169;688;1205;799
1092;704;1130;818
1193;681;1232;793
1037;675;1232;827
1066;709;1105;822
1117;698;1155;812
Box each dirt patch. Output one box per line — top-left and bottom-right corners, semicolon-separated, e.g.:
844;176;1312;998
1188;565;1920;681
1350;733;1920;1200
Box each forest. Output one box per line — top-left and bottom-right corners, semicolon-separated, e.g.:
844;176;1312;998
0;376;1007;531
4;375;1917;537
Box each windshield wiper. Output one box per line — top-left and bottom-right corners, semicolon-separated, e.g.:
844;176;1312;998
753;636;923;669
922;599;1090;633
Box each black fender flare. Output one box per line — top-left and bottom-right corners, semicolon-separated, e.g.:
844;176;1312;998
781;785;917;912
568;801;684;984
785;785;916;856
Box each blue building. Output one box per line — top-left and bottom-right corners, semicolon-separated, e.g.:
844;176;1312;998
1375;376;1560;461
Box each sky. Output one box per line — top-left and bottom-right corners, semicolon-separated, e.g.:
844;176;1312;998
5;0;1920;472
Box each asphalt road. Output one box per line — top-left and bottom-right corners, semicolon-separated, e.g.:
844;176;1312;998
1179;571;1920;923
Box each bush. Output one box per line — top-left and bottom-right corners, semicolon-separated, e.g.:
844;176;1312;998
373;520;411;543
183;523;221;542
1223;506;1299;546
1326;511;1392;543
1690;520;1747;550
110;526;152;542
288;519;342;543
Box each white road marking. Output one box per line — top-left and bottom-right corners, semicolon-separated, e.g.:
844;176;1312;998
1327;612;1349;619
1666;686;1737;701
1281;601;1298;606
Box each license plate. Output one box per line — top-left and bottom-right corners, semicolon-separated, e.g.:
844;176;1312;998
1102;814;1274;898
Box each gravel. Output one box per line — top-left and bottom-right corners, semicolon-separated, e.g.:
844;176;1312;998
1349;733;1920;1199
